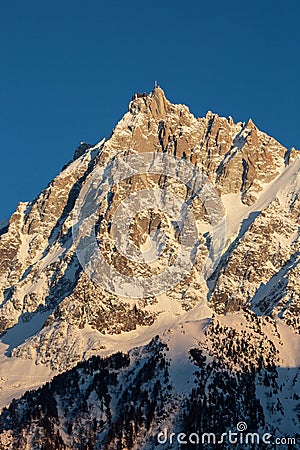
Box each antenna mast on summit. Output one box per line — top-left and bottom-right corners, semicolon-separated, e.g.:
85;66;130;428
154;80;158;89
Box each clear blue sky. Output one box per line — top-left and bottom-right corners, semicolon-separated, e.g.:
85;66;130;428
1;0;299;219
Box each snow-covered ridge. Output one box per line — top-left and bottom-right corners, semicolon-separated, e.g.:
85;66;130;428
0;88;299;448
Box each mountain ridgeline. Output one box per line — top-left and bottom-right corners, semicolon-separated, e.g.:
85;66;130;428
0;87;299;449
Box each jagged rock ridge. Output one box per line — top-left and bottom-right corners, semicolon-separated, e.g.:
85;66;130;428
0;87;299;449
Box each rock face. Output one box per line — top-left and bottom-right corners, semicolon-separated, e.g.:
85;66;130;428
0;87;299;449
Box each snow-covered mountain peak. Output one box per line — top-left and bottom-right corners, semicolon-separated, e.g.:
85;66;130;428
0;88;299;449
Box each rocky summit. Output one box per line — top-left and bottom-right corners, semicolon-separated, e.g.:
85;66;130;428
0;87;299;449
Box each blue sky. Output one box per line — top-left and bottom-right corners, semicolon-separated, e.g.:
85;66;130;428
0;0;299;219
